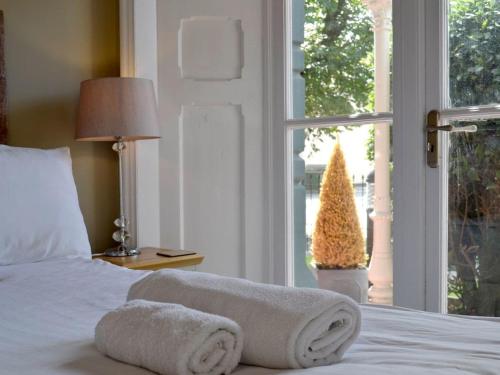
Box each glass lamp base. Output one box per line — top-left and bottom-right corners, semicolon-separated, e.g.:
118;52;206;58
104;246;140;257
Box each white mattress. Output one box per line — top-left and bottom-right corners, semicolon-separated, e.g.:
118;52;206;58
1;258;499;375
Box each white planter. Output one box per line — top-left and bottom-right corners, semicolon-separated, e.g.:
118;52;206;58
315;267;368;303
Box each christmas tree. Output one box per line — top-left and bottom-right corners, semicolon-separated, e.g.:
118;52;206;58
312;142;366;269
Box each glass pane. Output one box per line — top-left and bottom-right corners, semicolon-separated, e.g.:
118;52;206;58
291;0;392;119
448;119;500;316
448;0;500;107
292;124;393;305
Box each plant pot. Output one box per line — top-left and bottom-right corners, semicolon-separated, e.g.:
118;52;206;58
315;267;368;303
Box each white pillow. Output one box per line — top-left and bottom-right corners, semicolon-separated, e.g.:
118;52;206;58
0;145;91;265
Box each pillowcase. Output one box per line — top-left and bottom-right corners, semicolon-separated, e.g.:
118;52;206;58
0;145;91;265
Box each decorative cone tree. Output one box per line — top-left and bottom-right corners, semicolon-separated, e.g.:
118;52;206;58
312;142;367;269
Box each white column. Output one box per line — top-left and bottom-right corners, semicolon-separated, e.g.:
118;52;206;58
364;0;393;305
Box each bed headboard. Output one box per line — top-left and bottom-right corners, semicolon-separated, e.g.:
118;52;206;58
0;11;7;145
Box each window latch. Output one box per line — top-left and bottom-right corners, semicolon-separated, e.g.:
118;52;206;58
426;110;477;168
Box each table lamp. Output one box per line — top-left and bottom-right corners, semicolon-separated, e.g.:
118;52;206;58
76;77;160;257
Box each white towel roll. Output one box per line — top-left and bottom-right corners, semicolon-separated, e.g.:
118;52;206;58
128;270;361;369
95;299;243;375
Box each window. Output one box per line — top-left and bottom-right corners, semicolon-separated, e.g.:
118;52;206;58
287;0;393;305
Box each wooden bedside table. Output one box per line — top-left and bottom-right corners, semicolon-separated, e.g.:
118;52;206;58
93;247;204;271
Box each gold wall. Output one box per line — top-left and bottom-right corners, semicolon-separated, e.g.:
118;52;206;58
0;0;120;252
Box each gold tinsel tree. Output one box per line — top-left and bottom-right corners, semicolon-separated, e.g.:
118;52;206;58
311;142;366;269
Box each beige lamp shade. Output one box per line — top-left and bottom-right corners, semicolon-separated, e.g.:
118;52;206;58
76;77;160;141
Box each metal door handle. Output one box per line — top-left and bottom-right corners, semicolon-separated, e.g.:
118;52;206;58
426;124;477;133
426;110;477;168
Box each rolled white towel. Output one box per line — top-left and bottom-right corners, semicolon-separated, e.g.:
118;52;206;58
128;270;361;369
95;299;243;375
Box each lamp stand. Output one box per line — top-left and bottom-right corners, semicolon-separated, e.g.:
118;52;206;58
104;137;140;257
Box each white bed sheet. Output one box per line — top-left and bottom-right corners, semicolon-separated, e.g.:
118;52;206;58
1;258;499;375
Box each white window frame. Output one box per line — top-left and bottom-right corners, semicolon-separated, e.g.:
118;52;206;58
122;0;500;309
270;0;394;287
424;0;500;312
270;0;500;312
392;0;428;310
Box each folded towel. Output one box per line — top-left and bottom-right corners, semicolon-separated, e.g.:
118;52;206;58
128;270;361;369
95;299;243;375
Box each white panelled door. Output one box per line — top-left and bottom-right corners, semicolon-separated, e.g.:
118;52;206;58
156;0;269;281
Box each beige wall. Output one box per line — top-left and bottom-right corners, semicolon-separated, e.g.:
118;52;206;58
1;0;120;252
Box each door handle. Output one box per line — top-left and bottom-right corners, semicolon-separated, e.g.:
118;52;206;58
427;125;477;133
426;110;477;168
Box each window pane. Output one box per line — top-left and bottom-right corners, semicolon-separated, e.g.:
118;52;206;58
291;0;392;119
292;125;393;305
448;119;500;316
448;0;500;107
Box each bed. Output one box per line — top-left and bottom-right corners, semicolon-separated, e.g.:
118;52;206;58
1;257;499;375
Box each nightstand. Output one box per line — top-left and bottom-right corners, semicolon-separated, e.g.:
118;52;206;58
93;247;204;271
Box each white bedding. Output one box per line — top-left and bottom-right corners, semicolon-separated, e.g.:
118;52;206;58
1;258;499;375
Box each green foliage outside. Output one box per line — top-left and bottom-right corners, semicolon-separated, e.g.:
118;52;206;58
303;0;500;315
448;119;500;316
449;0;500;107
447;0;500;316
302;0;374;152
